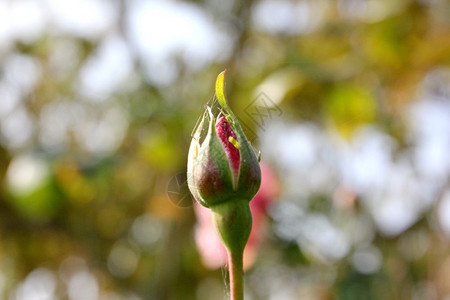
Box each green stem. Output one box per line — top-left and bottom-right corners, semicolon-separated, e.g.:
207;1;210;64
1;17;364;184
228;249;244;300
210;200;251;300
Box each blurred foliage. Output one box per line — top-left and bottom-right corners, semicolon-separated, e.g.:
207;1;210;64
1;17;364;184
0;0;449;299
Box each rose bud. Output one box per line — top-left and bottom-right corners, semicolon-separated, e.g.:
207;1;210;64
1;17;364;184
187;71;261;208
187;70;261;300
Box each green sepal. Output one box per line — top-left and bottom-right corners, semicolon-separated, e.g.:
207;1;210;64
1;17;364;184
190;108;235;207
187;116;205;205
233;119;261;200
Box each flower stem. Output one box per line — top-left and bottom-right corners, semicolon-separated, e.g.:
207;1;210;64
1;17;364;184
228;249;244;300
211;200;251;300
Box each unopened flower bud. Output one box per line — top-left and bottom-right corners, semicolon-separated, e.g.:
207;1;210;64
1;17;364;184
187;70;261;254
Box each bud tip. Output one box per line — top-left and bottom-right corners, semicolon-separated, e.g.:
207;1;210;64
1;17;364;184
215;70;229;109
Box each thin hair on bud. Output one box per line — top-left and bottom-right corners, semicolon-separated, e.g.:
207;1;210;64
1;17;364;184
191;93;226;143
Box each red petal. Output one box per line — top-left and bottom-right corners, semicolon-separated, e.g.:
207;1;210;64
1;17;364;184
215;116;240;176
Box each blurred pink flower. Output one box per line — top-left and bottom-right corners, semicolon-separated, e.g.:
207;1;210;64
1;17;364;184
194;162;279;270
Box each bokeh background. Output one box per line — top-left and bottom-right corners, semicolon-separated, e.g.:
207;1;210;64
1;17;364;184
1;0;450;299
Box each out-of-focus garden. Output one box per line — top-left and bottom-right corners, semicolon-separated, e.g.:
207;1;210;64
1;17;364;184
0;0;450;299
